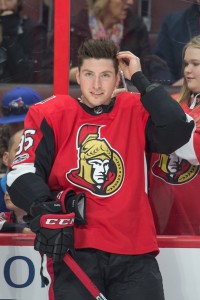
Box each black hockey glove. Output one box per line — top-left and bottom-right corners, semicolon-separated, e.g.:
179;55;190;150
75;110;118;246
30;212;75;263
30;190;87;225
29;190;86;263
56;190;87;225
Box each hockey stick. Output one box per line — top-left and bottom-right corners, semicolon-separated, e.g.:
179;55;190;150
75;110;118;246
63;253;108;300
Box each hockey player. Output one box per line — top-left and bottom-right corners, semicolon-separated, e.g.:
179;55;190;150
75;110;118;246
7;38;194;300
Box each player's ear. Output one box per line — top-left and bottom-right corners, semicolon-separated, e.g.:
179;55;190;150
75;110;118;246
116;71;121;87
76;69;80;85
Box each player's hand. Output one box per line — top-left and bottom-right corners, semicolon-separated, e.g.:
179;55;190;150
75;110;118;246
30;190;86;225
117;51;142;80
30;213;75;263
56;190;87;225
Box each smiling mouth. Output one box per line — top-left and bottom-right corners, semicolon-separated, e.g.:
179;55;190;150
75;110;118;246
91;92;103;96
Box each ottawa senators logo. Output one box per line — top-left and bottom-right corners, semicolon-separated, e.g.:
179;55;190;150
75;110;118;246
66;124;124;196
152;153;199;184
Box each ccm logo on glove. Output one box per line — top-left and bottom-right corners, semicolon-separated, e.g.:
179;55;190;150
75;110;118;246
40;213;75;229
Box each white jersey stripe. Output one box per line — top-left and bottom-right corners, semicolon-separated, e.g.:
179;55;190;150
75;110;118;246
174;114;199;165
7;163;36;187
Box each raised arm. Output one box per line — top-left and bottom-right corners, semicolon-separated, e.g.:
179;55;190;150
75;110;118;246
117;51;194;154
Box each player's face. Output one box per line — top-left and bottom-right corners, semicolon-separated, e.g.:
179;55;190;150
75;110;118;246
76;58;120;108
184;46;200;94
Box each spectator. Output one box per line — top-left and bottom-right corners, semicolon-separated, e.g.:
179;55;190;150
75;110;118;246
0;86;41;211
7;38;194;300
0;124;10;211
0;129;32;233
0;128;22;212
149;35;200;235
0;0;47;83
70;0;151;82
0;86;41;135
155;0;200;85
0;124;10;176
41;0;151;83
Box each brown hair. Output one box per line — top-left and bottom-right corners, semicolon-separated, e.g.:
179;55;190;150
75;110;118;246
78;38;119;73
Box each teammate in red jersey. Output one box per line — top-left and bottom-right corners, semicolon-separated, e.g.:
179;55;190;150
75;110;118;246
149;35;200;235
7;38;194;300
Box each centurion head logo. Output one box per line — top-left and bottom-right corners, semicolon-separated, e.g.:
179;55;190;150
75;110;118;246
66;124;124;196
152;153;199;184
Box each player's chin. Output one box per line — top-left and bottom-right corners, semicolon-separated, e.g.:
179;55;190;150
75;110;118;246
86;93;112;107
91;97;107;107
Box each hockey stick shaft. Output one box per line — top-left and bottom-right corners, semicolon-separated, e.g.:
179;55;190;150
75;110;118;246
63;253;107;300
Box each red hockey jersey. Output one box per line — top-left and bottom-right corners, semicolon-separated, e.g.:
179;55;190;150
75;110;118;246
7;86;194;253
8;92;159;254
149;101;200;235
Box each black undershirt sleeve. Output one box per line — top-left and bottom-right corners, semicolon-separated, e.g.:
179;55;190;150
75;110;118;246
7;173;53;213
131;71;194;154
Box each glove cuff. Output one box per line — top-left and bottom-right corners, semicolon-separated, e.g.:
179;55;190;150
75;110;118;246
56;190;87;225
56;189;72;213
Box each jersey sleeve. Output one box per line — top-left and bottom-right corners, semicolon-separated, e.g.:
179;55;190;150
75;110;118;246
7;103;55;212
141;85;194;154
131;72;194;154
174;109;200;165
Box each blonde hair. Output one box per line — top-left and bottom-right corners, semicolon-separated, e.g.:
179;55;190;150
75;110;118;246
178;35;200;103
86;0;109;20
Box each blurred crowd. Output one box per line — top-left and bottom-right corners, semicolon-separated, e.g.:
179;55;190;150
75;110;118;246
1;0;199;86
